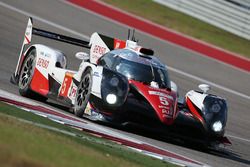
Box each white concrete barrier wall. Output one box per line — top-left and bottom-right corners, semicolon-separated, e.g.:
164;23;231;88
228;0;250;9
154;0;250;40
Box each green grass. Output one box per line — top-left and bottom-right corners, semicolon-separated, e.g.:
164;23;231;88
0;102;177;167
103;0;250;58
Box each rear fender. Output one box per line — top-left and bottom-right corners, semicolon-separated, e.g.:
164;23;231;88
28;44;66;96
32;44;63;76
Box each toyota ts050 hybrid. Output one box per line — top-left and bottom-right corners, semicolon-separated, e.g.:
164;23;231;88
11;18;231;148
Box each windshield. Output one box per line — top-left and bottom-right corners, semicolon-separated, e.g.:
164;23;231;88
115;59;170;88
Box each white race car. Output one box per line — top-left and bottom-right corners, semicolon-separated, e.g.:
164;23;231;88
11;18;231;147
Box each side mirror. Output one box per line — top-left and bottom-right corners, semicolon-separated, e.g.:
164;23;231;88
170;81;177;92
75;52;89;61
198;84;210;93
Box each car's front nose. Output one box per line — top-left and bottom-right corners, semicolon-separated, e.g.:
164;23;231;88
101;68;129;107
129;80;178;125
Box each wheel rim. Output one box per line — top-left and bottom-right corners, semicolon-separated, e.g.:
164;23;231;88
19;54;35;89
76;74;91;108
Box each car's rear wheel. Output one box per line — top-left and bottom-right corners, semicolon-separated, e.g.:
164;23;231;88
74;68;92;117
18;48;47;101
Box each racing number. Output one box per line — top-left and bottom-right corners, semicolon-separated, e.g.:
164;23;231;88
61;78;69;95
60;73;73;97
159;96;171;115
159;96;169;106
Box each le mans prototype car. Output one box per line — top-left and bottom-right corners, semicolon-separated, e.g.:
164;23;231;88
11;18;231;148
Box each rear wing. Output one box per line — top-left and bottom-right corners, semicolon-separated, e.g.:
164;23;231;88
11;17;91;84
32;28;90;48
11;17;126;84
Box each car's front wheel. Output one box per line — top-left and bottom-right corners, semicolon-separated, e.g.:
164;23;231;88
74;68;93;117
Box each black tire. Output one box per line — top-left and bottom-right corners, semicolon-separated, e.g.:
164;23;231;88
74;68;93;117
18;48;47;101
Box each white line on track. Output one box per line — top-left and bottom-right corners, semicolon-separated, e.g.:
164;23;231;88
227;134;250;143
168;67;250;100
0;1;89;40
0;1;249;100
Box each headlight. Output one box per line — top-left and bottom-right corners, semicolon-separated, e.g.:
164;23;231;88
210;103;221;113
212;121;222;132
101;68;129;107
106;94;117;104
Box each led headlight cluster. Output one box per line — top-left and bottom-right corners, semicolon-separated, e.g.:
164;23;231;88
101;68;129;107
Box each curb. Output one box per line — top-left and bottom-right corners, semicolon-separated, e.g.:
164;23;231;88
0;89;208;167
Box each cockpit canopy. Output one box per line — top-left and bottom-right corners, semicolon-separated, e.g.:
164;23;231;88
98;49;171;89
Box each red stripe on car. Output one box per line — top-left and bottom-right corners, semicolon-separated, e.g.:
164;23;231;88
30;68;49;96
186;97;205;126
25;35;30;44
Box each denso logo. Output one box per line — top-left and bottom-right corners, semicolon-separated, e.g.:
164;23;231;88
37;58;49;69
93;45;106;55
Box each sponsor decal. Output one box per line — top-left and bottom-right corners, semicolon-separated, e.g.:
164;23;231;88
25;25;32;36
69;86;77;99
162;108;169;115
91;44;108;63
45;53;51;58
37;58;49;69
159;105;169;109
93;71;100;77
148;90;173;100
93;45;106;55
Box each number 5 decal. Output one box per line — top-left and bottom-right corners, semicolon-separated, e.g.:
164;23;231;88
60;72;74;97
60;77;68;95
159;96;169;106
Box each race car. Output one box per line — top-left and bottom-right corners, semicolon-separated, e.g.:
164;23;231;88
11;18;231;147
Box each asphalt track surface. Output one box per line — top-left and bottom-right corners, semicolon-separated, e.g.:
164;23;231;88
0;0;249;166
